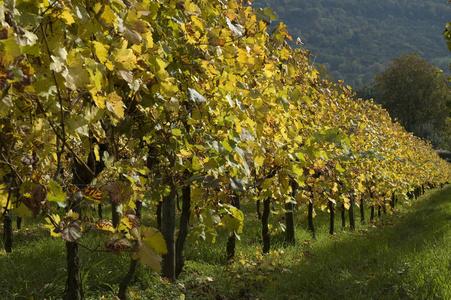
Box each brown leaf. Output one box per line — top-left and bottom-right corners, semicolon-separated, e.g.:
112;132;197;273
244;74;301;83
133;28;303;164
26;184;46;217
105;238;131;254
55;219;82;242
104;181;133;204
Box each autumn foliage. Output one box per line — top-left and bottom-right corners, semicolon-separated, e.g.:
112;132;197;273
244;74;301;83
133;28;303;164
0;0;450;298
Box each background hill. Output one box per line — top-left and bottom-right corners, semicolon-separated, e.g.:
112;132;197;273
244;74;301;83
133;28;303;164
252;0;451;88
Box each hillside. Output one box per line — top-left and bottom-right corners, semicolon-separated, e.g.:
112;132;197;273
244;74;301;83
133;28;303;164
252;0;451;88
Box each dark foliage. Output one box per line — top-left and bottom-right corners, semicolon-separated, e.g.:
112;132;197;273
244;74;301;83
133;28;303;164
252;0;451;88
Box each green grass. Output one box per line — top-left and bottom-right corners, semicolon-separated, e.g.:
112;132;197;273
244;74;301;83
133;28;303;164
2;186;451;299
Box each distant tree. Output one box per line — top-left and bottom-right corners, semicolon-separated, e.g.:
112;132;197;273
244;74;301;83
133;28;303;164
354;84;376;101
373;53;450;147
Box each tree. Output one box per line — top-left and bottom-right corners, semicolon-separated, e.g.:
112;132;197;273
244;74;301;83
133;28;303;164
373;53;450;147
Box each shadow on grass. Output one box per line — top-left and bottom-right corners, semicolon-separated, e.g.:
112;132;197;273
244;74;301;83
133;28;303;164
0;225;135;299
3;187;451;299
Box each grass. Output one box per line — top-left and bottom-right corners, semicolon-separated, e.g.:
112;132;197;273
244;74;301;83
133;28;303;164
2;186;451;299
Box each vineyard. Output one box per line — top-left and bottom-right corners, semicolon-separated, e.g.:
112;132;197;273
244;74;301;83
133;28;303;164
1;0;451;299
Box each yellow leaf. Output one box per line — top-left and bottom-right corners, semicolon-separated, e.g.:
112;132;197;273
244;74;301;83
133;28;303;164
191;15;204;31
292;163;304;177
0;184;11;211
92;41;110;64
88;68;104;104
132;241;162;272
131;43;143;54
105;61;114;71
93;3;117;28
332;183;339;193
179;149;192;158
149;56;169;81
94;144;100;161
141;226;168;254
92;94;106;109
113;45;137;70
142;31;154;49
357;182;366;194
67;210;79;220
184;0;199;13
236;48;248;65
342;196;350;210
335;163;345;173
94;220;115;232
106;92;125;118
83;186;103;204
44;214;61;238
159;81;178;96
132;226;167;272
254;155;264;167
60;7;75;25
260;178;272;190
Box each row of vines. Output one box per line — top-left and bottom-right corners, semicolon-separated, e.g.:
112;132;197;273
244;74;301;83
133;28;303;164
1;0;450;299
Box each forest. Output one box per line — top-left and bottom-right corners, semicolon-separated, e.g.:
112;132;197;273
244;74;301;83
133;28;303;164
252;0;451;87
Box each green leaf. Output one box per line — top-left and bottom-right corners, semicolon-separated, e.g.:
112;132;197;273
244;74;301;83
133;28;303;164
132;226;167;272
171;128;182;136
335;163;346;173
102;153;113;170
263;7;278;21
221;140;233;152
221;206;244;235
12;202;31;218
66;114;89;137
47;181;65;202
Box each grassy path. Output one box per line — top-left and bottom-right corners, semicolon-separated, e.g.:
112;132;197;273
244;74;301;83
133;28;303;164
181;186;451;299
265;186;451;300
1;186;451;299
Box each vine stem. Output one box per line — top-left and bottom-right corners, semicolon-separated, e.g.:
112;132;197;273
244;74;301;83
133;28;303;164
34;97;95;177
40;25;67;180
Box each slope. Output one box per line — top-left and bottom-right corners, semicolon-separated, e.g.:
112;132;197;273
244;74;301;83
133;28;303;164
252;0;451;88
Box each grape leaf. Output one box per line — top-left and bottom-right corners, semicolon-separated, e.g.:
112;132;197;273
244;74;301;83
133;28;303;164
47;181;65;202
